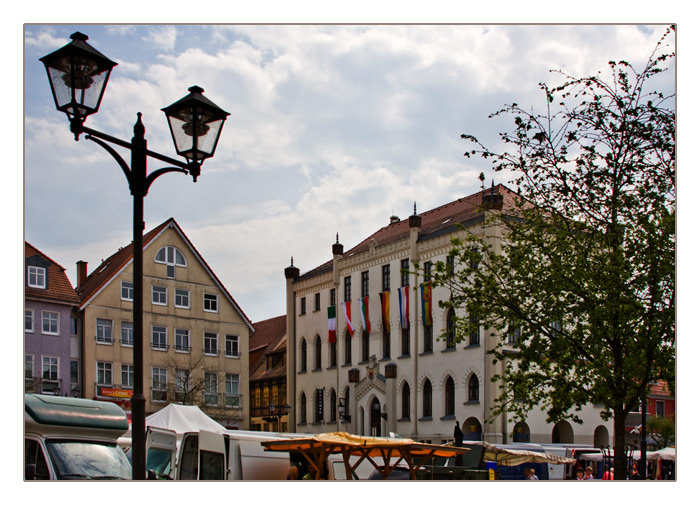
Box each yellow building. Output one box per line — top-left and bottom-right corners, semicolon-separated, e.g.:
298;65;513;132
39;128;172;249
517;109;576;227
76;218;252;428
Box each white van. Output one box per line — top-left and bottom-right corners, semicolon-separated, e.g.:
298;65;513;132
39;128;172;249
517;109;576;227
24;394;132;480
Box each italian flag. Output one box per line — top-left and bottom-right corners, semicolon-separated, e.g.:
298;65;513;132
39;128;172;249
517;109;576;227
327;306;337;343
360;296;371;333
342;300;355;337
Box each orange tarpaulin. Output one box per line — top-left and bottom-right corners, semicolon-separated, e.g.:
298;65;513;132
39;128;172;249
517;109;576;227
261;432;471;480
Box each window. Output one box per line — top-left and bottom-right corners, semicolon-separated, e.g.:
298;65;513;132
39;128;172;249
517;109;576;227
300;297;306;315
329;341;337;368
155;246;187;279
121;281;134;301
343;276;351;302
25;355;34;380
330;389;337;422
96;318;113;343
423;324;433;353
656;401;665;418
70;360;79;387
225;374;240;407
225;335;239;357
469;314;480;346
362;330;370;362
382;265;391;292
401;259;409;287
447;254;455;277
28;266;47;288
314;336;322;370
152;367;167;402
401;382;411;419
423;261;432;282
344;331;352;365
151;326;168;350
300;393;307;424
121;364;134;388
175;369;189;401
422;379;433;418
401;326;410;356
203;293;218;312
97;361;112;386
204;372;218;405
361;271;369;298
175;328;190;352
42;311;59;335
445;377;455;416
446;309;456;349
41;356;59;393
330;288;336;307
25;309;34;332
314;293;321;312
25;439;51;480
152;286;167;305
383;329;391;359
469;374;480;402
175;289;190;308
300;339;307;372
121;322;134;346
204;332;219;355
507;323;521;344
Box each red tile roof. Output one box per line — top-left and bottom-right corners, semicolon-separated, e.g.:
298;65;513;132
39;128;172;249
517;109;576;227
299;184;519;280
25;242;80;306
250;315;287;381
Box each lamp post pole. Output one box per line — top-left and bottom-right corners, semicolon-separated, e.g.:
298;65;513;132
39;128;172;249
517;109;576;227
40;32;229;480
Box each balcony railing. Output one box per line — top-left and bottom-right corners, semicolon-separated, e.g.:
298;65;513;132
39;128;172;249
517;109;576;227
25;377;63;394
95;335;114;344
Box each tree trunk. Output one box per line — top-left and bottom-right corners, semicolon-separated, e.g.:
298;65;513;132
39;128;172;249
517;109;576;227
613;408;628;480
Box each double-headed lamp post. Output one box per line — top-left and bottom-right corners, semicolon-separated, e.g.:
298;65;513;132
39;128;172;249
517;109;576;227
39;32;230;480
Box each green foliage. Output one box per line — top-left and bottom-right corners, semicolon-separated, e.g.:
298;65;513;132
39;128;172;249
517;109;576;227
432;27;675;476
647;415;675;449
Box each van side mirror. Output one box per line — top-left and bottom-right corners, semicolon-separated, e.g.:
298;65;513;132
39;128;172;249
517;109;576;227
25;464;37;480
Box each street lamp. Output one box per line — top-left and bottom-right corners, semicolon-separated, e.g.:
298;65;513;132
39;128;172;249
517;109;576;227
40;32;229;480
264;403;291;432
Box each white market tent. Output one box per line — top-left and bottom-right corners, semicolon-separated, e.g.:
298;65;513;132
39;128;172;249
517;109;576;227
579;447;675;462
464;441;576;467
145;403;226;435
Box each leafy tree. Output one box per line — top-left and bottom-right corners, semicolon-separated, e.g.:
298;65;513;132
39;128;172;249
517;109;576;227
646;415;675;449
432;27;675;480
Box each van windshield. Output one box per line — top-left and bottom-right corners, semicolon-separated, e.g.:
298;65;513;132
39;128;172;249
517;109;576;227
45;440;132;480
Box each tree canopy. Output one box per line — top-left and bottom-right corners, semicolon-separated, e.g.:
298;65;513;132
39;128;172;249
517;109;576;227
432;27;675;479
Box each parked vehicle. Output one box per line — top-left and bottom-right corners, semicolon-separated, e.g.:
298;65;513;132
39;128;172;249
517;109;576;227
24;393;132;480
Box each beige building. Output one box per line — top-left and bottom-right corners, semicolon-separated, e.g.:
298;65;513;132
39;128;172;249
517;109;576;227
77;218;252;428
285;185;613;446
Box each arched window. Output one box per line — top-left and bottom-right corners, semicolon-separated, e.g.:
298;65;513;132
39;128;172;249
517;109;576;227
422;379;432;418
446;308;456;348
314;335;322;370
330;389;337;422
445;376;455;416
344;330;352;365
329;340;337;368
401;382;410;419
300;339;307;372
468;374;479;402
300;393;307;423
155;246;187;279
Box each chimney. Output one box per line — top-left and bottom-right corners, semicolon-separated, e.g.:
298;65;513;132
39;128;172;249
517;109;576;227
76;261;88;288
482;181;503;210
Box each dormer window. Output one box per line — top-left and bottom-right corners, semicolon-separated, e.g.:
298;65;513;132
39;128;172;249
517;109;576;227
28;266;47;289
155;246;187;279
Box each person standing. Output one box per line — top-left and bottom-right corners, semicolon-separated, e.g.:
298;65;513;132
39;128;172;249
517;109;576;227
454;421;464;466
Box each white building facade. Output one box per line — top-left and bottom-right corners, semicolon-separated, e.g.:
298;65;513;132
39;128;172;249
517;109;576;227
285;185;612;447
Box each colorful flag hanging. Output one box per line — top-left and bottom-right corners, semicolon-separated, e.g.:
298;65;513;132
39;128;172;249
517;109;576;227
360;296;371;333
421;281;433;327
379;291;391;332
398;285;410;329
342;300;355;337
327;306;337;343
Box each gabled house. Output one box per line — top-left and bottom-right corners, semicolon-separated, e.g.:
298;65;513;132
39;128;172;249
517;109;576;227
249;315;288;432
25;242;81;397
75;218;253;428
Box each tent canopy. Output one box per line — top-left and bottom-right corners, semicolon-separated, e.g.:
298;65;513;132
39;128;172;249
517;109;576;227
465;441;576;467
262;431;471;480
145;404;225;435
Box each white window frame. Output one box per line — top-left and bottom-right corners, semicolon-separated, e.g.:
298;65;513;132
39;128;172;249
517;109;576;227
175;328;190;352
155;246;187;279
96;318;113;344
152;325;168;350
41;311;59;335
152;286;168;306
96;361;113;386
203;293;219;313
174;288;190;309
25;309;34;332
28;266;46;288
121;364;134;388
152;367;168;402
225;373;241;408
121;321;134;347
25;354;35;379
204;372;219;405
121;280;134;301
225;334;240;358
204;332;219;356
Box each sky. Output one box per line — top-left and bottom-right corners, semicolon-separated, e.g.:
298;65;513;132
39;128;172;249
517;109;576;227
22;23;677;324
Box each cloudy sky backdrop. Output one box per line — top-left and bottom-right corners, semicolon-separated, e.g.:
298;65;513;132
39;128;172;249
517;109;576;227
23;23;675;324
